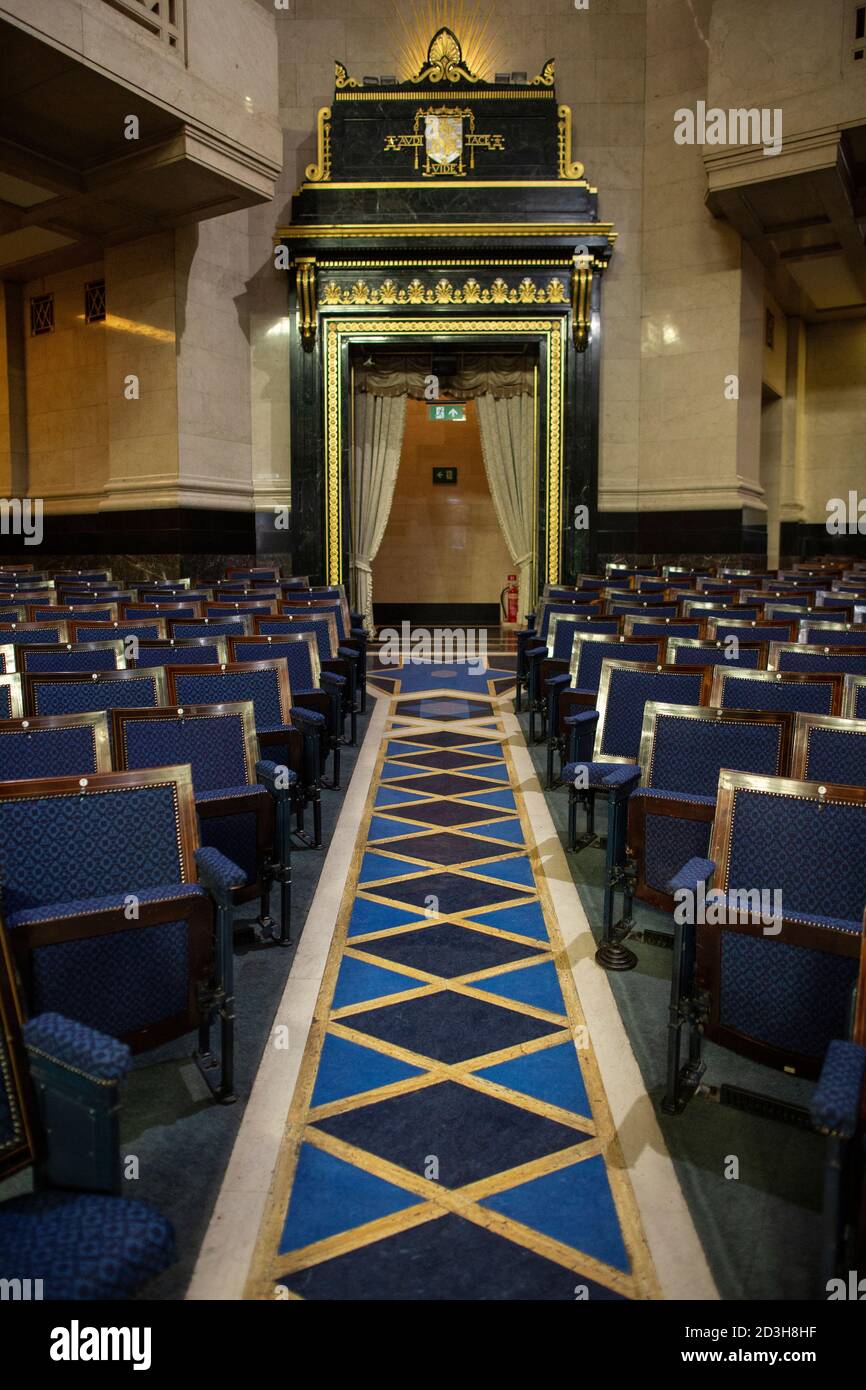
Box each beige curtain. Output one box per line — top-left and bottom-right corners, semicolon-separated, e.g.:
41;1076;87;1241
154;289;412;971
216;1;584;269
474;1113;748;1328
350;392;407;631
476;393;535;621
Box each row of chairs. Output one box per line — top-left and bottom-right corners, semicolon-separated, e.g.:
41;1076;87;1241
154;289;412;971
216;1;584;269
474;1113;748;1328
517;559;866;1290
0;564;368;1299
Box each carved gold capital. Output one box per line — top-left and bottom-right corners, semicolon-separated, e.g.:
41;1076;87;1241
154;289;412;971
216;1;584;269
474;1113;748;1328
305;107;332;184
296;258;317;345
571;255;593;352
557;105;585;180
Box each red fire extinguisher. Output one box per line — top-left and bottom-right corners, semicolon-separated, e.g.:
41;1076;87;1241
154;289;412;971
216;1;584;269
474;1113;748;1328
501;574;519;624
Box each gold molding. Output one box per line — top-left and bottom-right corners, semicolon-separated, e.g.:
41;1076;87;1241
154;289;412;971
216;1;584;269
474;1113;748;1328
305;107;332;184
321;275;567;306
531;59;555;87
295;258;317;343
557;105;585;180
298;179;591;191
335;61;361;89
318;259;573;268
571;259;592;352
334;88;554;100
278;221;616;240
323;317;565;586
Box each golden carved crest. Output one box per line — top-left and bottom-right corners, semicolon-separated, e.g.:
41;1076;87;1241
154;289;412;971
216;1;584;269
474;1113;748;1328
409;26;482;84
320;275;567;307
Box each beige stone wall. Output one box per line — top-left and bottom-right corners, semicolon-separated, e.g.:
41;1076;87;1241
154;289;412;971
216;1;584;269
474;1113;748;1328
23;259;109;510
803;319;866;524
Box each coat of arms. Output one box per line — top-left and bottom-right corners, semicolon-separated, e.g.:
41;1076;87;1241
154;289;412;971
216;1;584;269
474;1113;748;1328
384;104;504;178
424;113;463;168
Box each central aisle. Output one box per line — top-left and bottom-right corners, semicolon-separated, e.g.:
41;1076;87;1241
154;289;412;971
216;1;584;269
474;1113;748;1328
245;662;661;1300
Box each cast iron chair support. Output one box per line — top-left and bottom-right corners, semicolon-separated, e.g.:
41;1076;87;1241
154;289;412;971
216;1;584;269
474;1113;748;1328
193;846;246;1103
661;856;715;1114
592;765;642;972
257;758;294;944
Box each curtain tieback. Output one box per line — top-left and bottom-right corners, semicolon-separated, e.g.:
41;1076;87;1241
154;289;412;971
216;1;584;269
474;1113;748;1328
514;552;533;569
352;558;373;575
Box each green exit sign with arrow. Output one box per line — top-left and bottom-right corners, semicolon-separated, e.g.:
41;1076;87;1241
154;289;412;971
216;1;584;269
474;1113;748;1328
428;404;466;422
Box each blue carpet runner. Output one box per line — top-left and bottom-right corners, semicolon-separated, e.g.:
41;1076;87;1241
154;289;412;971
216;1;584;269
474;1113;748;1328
249;662;659;1300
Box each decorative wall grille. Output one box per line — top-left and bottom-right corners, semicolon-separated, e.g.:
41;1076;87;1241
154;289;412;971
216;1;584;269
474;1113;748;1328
85;281;107;323
101;0;186;58
30;294;54;336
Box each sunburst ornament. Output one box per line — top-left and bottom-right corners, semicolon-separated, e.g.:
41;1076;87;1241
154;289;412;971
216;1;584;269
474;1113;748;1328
392;0;502;84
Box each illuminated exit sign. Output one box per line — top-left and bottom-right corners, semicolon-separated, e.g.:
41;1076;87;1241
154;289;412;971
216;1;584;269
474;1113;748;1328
428;404;466;422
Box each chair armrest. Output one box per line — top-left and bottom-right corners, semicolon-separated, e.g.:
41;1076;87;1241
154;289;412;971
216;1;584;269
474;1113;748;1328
526;644;547;660
195;846;247;905
349;613;364;629
289;705;326;733
338;644;360;660
319;669;346;691
350;626;367;641
563;708;599;728
810;1039;866;1137
601;764;641;792
546;673;572;691
667;856;716;895
256;758;298;797
23;1011;131;1085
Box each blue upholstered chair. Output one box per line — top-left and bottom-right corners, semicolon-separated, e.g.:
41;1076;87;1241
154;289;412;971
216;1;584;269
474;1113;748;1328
0;605;27;623
0;765;241;1101
543;634;664;780
2;622;70;646
800;622;866;647
23;668;167;720
608;602;679;619
168;617;250;640
52;569;112;584
56;592;133;608
234;628;350;783
626;704;793;914
121;601;204;621
523;615;620;747
113;702;294;944
69;619;167;643
810;922;866;1291
139;588;212;604
254;617;358;756
165;659;325;847
665;637;768;670
680;601;760;622
664;770;866;1119
13;641;126;675
130;637;228;669
225;566;282;583
0;929;176;1298
767;643;866;679
278;596;368;718
0;711;112;780
30;602;119;623
790;713;866;787
623;616;703;639
710;666;844;716
561;661;712;967
515;597;600;712
842;676;866;719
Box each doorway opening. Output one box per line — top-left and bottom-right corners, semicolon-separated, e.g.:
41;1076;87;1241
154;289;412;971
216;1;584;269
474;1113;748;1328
350;347;538;629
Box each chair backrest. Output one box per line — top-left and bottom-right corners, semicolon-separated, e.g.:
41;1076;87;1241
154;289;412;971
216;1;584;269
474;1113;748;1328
15;642;126;675
253;613;338;660
0;711;112;780
121;602;203;620
593;661;711;762
130;638;228;668
225;566;281;581
58;592;132;606
609;602;679;619
279;597;351;640
0;622;70;647
706;618;798;643
535;599;599;640
765;602;819;622
113;702;256;793
168;617;250;639
768;644;866;678
68;620;166;643
227;632;321;690
666;638;767;669
701;770;866;1072
30;605;117;623
711;667;844;716
23;669;167;718
569;634;665;693
0;766;198;912
623;617;702;639
0;675;24;718
546;615;619;659
207;599;278;616
842;675;866;719
638;703;793;794
681;601;759;621
166;661;291;732
800;622;866;647
791;713;866;787
0;606;27;623
138;588;210;603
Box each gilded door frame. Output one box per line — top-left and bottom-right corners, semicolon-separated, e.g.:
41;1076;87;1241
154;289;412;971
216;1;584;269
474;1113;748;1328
323;315;566;589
